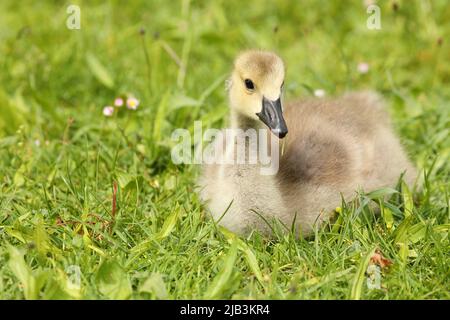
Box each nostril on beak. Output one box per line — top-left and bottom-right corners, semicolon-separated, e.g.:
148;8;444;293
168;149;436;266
278;130;287;139
272;128;288;138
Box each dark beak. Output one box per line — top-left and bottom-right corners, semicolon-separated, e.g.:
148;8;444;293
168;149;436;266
256;97;288;138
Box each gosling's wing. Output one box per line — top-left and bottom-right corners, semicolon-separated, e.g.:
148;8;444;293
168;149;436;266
278;91;389;186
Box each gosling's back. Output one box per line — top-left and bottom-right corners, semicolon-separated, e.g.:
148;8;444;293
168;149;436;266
277;91;416;223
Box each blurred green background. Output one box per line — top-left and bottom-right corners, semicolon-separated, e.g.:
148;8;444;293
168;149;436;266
0;0;448;299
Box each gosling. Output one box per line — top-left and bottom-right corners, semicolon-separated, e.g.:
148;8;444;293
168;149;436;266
198;50;417;237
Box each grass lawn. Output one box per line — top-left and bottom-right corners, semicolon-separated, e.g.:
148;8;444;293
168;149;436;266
0;0;449;299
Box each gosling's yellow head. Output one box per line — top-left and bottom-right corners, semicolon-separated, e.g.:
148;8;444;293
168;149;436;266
228;50;287;138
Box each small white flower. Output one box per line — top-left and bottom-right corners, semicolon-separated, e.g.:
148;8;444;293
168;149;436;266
357;62;370;74
103;106;114;117
114;98;124;107
126;97;140;110
314;89;326;98
34;139;41;147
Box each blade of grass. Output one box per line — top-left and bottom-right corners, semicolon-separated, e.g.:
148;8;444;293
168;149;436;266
349;246;376;300
204;238;238;299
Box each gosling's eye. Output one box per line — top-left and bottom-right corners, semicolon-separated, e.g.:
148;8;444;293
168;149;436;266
244;79;255;90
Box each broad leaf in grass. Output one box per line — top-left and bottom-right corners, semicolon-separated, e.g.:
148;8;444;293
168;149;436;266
96;260;132;299
366;187;398;200
139;273;168;299
155;204;181;240
116;170;134;189
401;181;414;217
7;245;47;300
380;202;395;231
204;239;239;299
86;52;115;89
220;226;264;285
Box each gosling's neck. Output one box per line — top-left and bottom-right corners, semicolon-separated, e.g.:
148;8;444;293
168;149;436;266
230;110;265;131
228;109;281;176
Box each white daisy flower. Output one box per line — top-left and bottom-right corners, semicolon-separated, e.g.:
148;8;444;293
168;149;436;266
103;106;114;117
126;97;140;110
114;97;124;107
357;62;370;74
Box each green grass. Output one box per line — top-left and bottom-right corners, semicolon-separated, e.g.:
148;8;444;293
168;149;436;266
0;0;449;299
